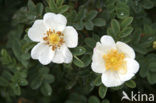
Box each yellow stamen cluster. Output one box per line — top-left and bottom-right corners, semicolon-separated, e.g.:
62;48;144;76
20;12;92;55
103;49;126;71
43;29;64;50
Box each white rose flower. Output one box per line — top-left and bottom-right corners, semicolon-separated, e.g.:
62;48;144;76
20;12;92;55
28;12;78;65
91;35;139;87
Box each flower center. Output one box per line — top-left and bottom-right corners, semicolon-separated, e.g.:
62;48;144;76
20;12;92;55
103;49;126;71
43;29;64;50
49;33;60;45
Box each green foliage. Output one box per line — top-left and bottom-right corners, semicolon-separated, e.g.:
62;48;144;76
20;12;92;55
125;80;136;88
46;0;69;13
0;0;156;103
98;85;107;99
88;96;100;103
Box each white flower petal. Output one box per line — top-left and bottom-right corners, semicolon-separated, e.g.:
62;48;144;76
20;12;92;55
38;46;55;65
100;35;116;51
118;58;139;82
31;43;45;59
31;43;54;65
28;20;48;42
91;43;106;73
63;26;78;48
101;71;124;87
52;45;72;64
43;12;67;32
116;41;135;59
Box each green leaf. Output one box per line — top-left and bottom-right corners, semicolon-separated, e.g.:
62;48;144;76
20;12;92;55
93;76;102;86
121;17;133;29
48;0;57;11
120;27;133;38
125;80;136;88
27;0;36;11
107;28;115;38
141;0;154;9
99;85;107;99
139;59;148;78
93;34;100;41
40;83;52;96
81;54;91;67
1;71;13;81
116;2;129;19
0;77;9;87
111;19;120;34
73;55;91;68
44;74;55;84
36;3;44;16
93;18;106;27
73;56;85;68
149;62;156;72
19;79;28;86
12;83;21;96
85;37;96;48
101;99;110;103
71;46;86;56
85;21;94;30
111;85;124;91
147;72;156;84
30;75;43;89
67;93;87;103
59;5;69;13
56;0;64;6
86;10;98;20
88;96;100;103
133;45;148;55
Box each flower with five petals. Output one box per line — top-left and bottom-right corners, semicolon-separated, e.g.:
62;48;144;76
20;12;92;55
28;13;78;65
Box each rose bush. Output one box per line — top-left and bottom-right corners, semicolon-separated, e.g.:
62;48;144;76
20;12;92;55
0;0;156;103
